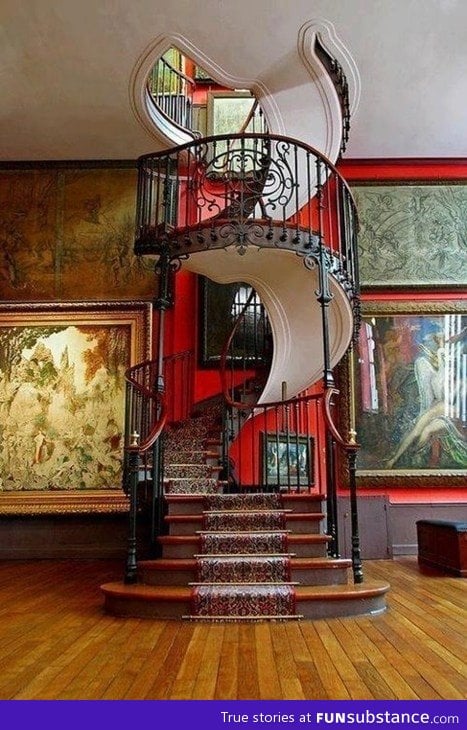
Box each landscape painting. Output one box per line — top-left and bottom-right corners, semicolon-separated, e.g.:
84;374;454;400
0;303;150;497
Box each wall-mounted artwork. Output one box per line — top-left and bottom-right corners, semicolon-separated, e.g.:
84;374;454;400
261;432;314;489
353;300;466;487
0;166;155;301
0;301;151;513
352;184;467;288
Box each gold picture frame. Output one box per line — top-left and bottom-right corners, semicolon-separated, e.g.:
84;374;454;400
0;301;151;514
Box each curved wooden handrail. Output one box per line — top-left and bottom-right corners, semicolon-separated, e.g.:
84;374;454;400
219;287;258;409
324;387;358;451
238;99;264;134
219;291;323;414
156;55;196;88
124;359;168;454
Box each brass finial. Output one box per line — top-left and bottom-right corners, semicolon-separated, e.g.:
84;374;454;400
130;431;140;447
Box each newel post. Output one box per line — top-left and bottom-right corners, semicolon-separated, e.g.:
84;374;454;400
124;439;140;584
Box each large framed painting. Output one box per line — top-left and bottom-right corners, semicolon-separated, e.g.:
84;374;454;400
0;165;155;301
351;183;467;288
352;300;466;487
0;301;151;514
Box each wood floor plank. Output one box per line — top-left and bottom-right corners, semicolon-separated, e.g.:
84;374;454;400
145;622;196;699
191;623;225;699
0;557;465;701
236;623;261;699
254;623;283;699
299;621;352;699
215;623;240;699
124;621;181;700
316;620;375;699
335;617;418;699
169;624;209;699
102;621;168;699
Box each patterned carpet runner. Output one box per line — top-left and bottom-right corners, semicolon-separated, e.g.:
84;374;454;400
164;407;300;619
191;584;296;619
195;555;291;583
203;510;287;531
198;530;289;555
189;493;300;620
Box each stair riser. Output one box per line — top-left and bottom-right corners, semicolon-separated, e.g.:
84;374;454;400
139;566;350;587
166;497;326;516
160;542;329;560
298;594;388;620
166;518;324;536
103;593;387;621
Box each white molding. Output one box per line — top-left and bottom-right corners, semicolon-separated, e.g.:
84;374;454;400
298;19;361;116
129;33;284;150
297;18;361;160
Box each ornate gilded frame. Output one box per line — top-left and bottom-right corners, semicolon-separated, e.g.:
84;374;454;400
0;301;151;514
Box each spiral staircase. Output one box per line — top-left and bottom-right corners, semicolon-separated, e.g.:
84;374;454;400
101;47;390;621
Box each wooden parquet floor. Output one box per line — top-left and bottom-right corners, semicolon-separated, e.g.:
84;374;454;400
0;557;465;700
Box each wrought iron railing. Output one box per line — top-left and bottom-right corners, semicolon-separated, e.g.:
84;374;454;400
147;53;196;135
163;349;194;424
134;133;359;309
123;359;167;582
315;37;351;156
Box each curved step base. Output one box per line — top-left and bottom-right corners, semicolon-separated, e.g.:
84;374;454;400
101;580;390;621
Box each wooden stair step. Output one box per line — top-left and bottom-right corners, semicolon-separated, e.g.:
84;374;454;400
101;579;390;620
139;556;351;572
158;532;330;559
294;581;390;619
165;492;325;515
138;556;353;587
164;511;325;536
158;533;330;545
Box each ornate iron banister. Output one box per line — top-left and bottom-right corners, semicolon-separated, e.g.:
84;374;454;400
323;385;363;583
147;52;197;137
219;286;270;408
315;36;351;156
125;359;167;453
134;133;359;311
123;358;167;583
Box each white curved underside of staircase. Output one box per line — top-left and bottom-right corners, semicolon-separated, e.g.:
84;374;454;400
183;247;353;403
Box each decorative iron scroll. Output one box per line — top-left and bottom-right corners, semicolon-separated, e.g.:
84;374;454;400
134;133;359;305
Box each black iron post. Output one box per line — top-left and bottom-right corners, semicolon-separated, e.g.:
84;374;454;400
149;247;176;547
124;447;140;584
315;159;339;557
348;445;364;583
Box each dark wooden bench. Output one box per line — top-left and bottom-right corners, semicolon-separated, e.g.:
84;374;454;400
416;520;467;577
